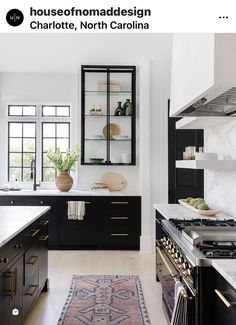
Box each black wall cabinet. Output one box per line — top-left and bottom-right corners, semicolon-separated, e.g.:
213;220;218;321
81;65;136;165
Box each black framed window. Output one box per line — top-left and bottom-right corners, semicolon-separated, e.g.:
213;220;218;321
8;122;36;182
7;105;71;183
42;122;70;181
8;105;36;116
42;105;70;117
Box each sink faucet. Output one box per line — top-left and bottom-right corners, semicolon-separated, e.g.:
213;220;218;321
30;159;40;191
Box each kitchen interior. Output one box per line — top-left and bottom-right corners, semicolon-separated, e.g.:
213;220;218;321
0;33;236;325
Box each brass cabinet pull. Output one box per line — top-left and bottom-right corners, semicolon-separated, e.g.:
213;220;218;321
156;218;161;224
110;217;129;220
25;284;38;296
26;256;38;265
111;233;129;237
31;229;40;237
39;235;49;241
13;268;17;296
14;244;23;250
4;270;16;298
39;220;49;226
111;201;129;205
215;289;236;308
0;257;9;263
66;201;91;204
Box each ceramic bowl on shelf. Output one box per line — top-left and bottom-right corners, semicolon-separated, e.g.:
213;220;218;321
89;158;104;163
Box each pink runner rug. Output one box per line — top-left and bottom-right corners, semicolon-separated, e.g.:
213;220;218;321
58;275;151;324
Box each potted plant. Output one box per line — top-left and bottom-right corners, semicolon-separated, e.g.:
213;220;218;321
46;146;80;192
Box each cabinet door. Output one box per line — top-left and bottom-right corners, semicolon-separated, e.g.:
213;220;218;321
0;256;24;325
82;69;108;164
59;197;101;246
212;272;236;325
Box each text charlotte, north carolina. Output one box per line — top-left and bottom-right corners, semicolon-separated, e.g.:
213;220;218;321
29;6;151;30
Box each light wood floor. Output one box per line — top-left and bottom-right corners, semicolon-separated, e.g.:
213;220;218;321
25;250;168;325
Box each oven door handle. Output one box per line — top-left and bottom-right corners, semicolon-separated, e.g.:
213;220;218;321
156;245;179;282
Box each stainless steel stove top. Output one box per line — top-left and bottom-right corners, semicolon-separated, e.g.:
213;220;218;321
162;218;236;266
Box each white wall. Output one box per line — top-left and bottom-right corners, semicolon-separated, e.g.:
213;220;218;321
204;120;236;217
0;33;172;252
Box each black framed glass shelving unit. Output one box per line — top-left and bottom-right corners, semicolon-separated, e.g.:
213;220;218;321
81;65;136;165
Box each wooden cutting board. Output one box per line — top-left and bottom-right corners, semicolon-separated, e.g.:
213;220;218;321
101;172;127;191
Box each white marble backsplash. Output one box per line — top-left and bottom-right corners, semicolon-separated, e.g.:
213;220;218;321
204;119;236;217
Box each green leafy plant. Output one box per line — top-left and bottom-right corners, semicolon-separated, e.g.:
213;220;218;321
46;145;80;172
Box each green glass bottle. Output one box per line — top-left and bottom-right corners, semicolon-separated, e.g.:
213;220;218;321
123;99;133;116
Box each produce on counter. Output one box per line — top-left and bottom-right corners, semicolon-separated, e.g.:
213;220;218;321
183;197;210;210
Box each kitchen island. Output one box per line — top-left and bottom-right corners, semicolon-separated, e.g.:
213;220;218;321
0;206;50;325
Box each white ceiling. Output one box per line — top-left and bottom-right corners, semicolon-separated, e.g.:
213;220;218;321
0;33;172;73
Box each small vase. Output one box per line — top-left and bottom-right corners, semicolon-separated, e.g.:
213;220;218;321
55;171;73;192
123;99;133;116
115;101;125;116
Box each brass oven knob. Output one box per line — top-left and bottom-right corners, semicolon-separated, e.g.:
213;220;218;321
175;252;180;259
178;256;184;263
182;262;187;270
171;248;176;254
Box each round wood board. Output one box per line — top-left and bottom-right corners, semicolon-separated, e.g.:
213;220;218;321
101;172;127;191
103;123;120;139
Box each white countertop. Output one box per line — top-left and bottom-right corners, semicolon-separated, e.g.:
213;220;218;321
212;260;236;290
153;203;233;220
0;189;140;196
0;206;50;247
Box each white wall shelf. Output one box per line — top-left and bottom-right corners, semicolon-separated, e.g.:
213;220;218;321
176;117;236;130
176;160;236;170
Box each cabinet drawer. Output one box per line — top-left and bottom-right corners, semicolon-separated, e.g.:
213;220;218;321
23;271;39;317
102;233;140;247
25;243;40;284
0;233;24;272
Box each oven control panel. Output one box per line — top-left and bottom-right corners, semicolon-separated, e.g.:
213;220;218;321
160;236;193;279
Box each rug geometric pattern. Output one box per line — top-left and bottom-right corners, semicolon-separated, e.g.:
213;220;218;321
58;275;151;324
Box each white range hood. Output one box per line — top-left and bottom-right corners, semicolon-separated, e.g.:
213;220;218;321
170;33;236;119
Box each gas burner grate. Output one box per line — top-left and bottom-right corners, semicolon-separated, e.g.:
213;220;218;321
169;218;236;232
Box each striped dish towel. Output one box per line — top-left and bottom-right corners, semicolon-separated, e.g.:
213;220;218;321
67;201;85;220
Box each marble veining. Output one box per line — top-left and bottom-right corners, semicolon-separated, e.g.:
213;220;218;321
205;120;236;218
0;206;50;247
212;259;236;290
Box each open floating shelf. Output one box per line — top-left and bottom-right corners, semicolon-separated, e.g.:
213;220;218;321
176;117;236;129
176;160;236;170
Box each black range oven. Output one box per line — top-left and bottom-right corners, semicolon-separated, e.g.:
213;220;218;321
156;233;196;324
156;214;236;325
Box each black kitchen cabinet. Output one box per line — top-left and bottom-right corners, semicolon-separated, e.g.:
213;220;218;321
0;195;141;250
59;196;141;250
59;197;101;247
211;270;236;325
0;211;49;325
0;256;23;325
0;196;58;249
101;197;141;249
